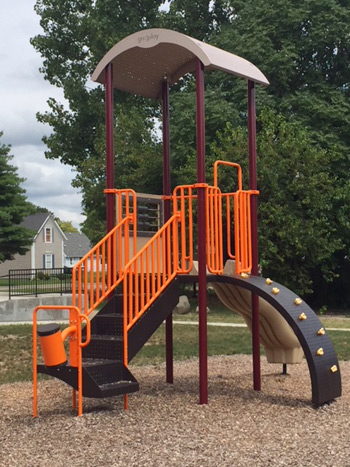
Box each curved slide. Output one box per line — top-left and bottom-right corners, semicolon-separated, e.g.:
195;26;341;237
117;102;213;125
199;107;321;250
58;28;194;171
189;260;341;406
211;261;303;364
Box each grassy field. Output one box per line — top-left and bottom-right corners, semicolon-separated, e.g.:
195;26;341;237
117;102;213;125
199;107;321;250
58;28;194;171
1;309;349;385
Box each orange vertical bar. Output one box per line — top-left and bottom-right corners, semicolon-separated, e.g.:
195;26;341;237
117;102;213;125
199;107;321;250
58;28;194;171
107;236;111;290
234;194;240;273
102;242;106;295
218;191;223;270
213;189;218;271
241;193;247;271
128;270;133;325
96;247;100;302
123;276;129;411
157;236;161;290
33;310;37;418
89;254;93;309
162;230;166;285
133;192;137;258
84;260;88;315
78;266;82;313
173;217;179;273
180;187;186;270
140;253;145;312
134;258;139;321
112;230;117;285
77;315;83;416
167;225;171;277
146;248;150;302
247;193;253;270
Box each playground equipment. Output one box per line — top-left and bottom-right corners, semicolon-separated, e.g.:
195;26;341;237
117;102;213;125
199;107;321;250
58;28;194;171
33;29;341;416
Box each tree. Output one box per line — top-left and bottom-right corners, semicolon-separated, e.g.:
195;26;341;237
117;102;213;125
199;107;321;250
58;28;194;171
55;219;78;233
32;1;350;305
0;133;34;263
208;110;344;300
31;0;166;241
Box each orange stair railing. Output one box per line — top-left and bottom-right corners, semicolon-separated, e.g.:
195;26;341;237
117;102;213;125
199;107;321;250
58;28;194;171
122;186;198;377
72;189;137;317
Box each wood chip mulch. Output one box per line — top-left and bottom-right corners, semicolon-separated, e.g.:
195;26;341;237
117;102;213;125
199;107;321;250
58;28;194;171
1;355;349;466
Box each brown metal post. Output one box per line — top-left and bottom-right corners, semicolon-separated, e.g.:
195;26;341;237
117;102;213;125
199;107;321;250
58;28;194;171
105;63;115;234
162;80;173;384
248;79;261;391
196;59;208;404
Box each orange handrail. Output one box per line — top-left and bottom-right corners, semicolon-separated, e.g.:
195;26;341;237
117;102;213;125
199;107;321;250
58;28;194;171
213;160;243;191
72;189;137;317
33;305;90;417
213;161;259;274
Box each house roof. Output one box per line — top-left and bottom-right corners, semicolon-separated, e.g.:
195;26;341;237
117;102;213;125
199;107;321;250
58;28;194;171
64;232;91;258
21;212;67;240
91;28;269;100
21;213;50;232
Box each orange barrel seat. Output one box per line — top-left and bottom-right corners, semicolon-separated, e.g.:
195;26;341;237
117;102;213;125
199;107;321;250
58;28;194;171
37;323;67;367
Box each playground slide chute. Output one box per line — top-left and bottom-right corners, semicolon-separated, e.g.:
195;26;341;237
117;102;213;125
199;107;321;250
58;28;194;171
202;261;341;406
210;260;303;364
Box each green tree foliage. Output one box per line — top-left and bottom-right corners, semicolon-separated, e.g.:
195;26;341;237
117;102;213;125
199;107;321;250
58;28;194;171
56;219;78;233
208;110;344;298
32;0;350;305
0;133;34;263
31;0;166;242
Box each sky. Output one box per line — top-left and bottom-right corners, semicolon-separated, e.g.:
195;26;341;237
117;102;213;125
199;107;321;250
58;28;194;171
0;0;85;229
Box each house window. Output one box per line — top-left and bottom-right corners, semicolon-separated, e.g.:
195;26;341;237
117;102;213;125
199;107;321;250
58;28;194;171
44;254;54;269
45;227;53;243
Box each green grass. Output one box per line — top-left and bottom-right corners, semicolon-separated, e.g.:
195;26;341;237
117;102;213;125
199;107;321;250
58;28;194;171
0;324;35;384
132;323;252;366
1;313;349;385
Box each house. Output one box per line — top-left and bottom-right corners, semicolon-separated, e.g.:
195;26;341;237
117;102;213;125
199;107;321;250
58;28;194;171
0;213;91;275
63;232;91;267
0;213;67;276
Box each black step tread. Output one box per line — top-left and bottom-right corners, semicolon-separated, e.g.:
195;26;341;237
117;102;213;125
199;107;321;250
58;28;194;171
82;358;121;367
99;380;137;389
98;380;139;397
90;335;123;341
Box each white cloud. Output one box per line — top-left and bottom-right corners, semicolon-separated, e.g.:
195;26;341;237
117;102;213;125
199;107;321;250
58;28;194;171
0;1;85;229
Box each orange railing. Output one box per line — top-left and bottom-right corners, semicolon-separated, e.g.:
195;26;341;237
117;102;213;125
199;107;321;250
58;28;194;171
206;185;223;274
72;189;137;317
173;185;195;273
34;163;258;415
33;305;90;417
213;160;259;274
122;185;199;376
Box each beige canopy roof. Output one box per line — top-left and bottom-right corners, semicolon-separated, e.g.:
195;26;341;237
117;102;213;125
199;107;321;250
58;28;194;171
92;28;269;100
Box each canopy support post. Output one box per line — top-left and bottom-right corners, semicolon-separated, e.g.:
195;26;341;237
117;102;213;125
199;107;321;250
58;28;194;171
248;79;261;391
196;59;208;405
162;80;173;384
105;63;114;234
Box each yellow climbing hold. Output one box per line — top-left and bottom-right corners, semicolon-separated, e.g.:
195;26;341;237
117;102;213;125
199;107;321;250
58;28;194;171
272;287;280;295
266;278;273;285
330;365;338;373
316;348;324;356
240;273;249;279
298;313;307;321
317;328;326;336
294;298;303;306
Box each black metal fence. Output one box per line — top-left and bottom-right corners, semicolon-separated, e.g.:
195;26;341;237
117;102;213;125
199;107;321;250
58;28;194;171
8;268;72;299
